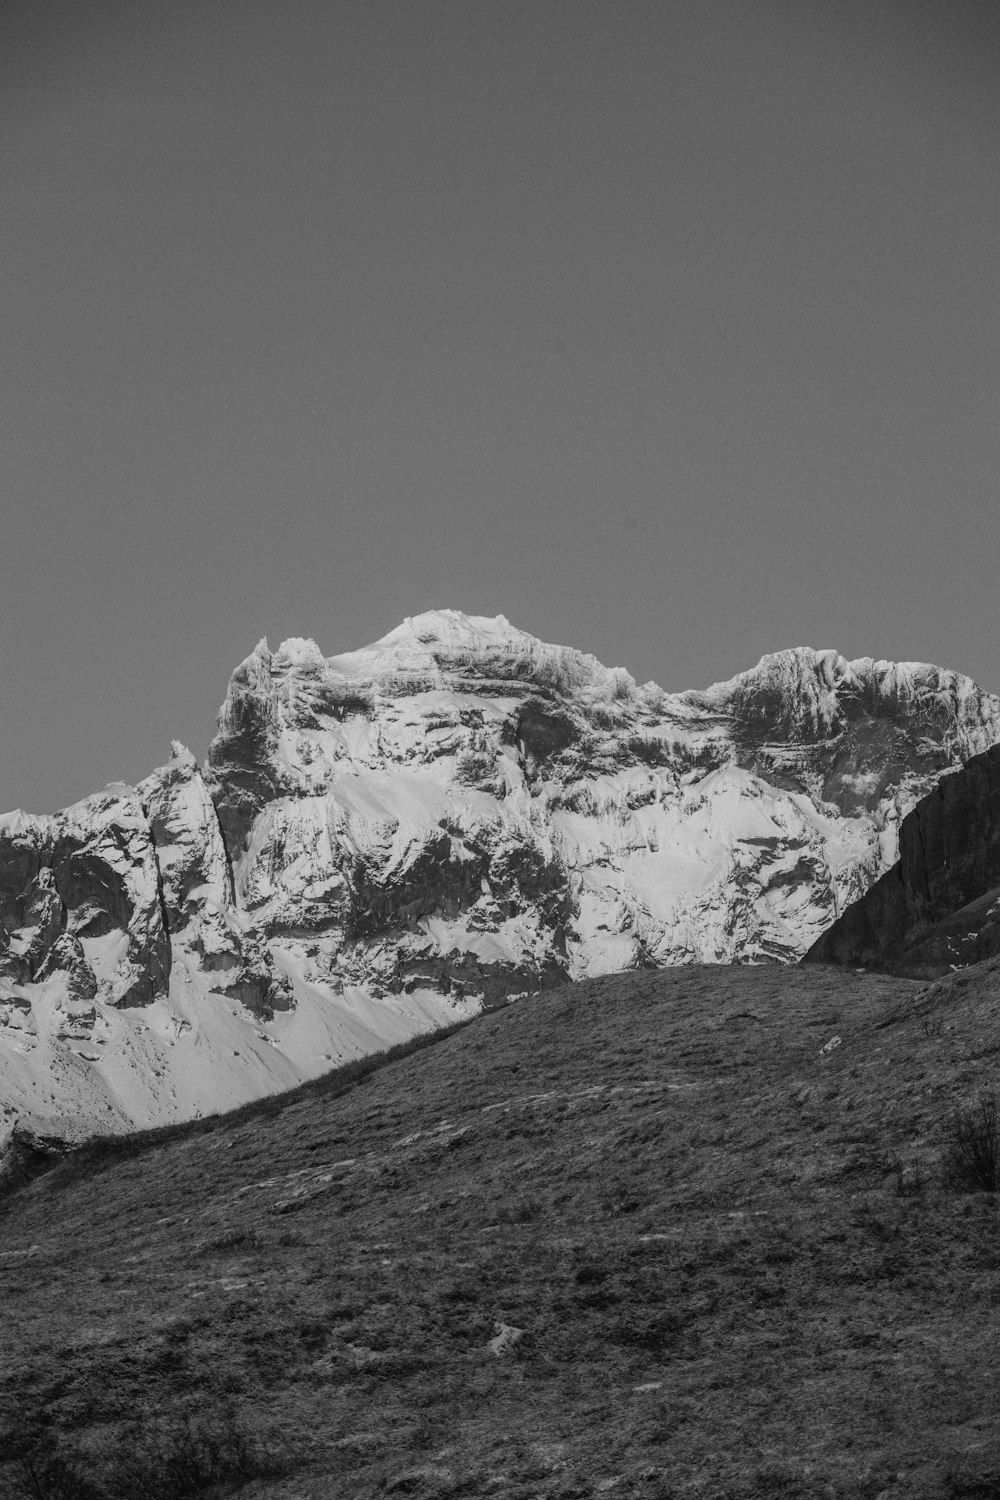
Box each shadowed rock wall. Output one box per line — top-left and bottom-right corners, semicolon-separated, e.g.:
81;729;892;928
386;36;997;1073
804;744;1000;970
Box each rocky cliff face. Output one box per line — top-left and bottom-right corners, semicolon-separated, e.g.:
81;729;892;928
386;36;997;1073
3;610;999;1141
804;742;1000;971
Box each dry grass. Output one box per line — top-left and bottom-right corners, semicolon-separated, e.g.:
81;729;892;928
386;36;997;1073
2;960;1000;1498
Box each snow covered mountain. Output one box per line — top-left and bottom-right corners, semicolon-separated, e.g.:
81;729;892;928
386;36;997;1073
3;609;999;1142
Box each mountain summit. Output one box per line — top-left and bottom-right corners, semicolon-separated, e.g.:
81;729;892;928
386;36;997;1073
2;610;999;1140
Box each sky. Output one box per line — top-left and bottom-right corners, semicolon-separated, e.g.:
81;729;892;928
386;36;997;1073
2;0;1000;811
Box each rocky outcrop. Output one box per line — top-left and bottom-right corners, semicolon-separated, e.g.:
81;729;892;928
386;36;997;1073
136;745;289;1021
804;744;1000;971
0;786;170;1009
137;742;235;930
2;610;1000;1139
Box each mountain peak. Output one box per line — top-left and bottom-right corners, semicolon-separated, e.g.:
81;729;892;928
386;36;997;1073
379;608;518;646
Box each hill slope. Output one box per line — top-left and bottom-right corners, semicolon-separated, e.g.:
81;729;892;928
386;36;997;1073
3;960;999;1498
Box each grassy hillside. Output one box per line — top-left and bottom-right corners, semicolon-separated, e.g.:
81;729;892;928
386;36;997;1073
2;960;1000;1499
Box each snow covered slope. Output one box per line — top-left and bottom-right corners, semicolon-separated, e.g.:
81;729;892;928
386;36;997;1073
3;610;999;1141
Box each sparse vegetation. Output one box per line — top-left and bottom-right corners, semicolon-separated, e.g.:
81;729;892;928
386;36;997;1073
0;1408;284;1500
887;1151;926;1197
941;1093;1000;1192
3;963;1000;1496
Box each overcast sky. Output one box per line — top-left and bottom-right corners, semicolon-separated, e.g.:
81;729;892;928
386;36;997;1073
2;0;999;810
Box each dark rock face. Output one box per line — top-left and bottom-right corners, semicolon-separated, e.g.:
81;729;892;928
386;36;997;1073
35;934;98;1000
717;651;991;819
804;744;1000;971
206;640;283;855
0;788;172;1010
0;826;47;932
516;697;579;768
19;869;64;978
395;950;567;1006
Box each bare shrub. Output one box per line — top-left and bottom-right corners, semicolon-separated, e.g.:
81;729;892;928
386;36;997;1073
943;1466;1000;1498
886;1153;926;1197
107;1408;283;1498
1;1445;101;1500
0;1409;286;1500
941;1095;1000;1193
